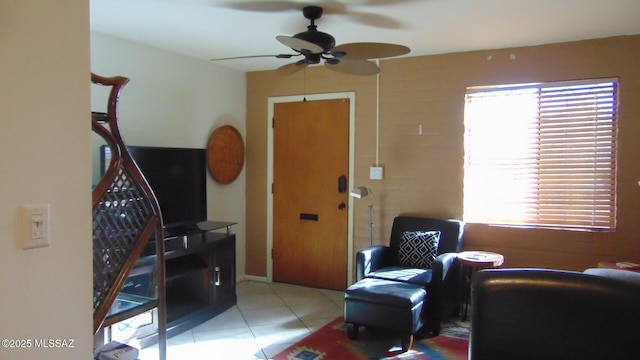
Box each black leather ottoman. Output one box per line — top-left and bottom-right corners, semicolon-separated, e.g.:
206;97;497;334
344;278;427;352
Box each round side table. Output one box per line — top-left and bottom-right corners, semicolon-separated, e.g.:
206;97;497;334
458;251;505;321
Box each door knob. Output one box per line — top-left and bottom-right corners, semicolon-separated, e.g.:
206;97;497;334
338;202;346;210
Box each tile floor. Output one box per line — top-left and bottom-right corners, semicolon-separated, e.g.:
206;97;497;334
139;281;345;359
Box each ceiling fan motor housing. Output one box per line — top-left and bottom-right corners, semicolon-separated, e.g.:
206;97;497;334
295;5;335;53
293;29;336;53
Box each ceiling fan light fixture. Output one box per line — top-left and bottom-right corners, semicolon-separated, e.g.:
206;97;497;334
305;53;322;64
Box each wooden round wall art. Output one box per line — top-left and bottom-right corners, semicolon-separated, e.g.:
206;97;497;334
207;125;245;184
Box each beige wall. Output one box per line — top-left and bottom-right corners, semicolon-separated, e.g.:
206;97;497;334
246;35;640;279
0;1;92;359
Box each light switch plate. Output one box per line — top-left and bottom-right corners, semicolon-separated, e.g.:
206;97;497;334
370;166;384;180
21;203;50;249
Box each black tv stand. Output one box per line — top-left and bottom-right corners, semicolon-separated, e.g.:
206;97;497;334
118;221;237;347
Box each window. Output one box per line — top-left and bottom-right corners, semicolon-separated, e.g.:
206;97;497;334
463;79;617;230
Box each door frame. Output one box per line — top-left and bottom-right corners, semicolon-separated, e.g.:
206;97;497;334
266;92;356;287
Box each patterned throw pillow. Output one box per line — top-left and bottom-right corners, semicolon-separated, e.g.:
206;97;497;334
398;231;441;269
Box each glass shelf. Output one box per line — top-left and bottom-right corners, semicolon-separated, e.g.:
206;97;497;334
103;293;157;328
196;220;237;235
162;220;237;238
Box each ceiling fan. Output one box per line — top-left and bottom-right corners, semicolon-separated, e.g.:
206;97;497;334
211;5;410;77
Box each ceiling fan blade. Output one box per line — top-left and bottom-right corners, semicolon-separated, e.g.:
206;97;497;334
219;0;421;12
362;0;421;6
276;35;324;54
347;11;405;29
218;0;414;29
218;1;300;12
274;60;308;77
210;54;299;61
325;59;380;76
332;42;410;60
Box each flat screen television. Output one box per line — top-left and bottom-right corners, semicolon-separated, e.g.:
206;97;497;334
100;145;207;236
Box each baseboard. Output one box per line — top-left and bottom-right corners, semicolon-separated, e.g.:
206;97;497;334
238;274;269;283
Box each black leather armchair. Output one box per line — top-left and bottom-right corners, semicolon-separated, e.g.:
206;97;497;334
470;268;640;360
584;266;640;285
355;216;465;335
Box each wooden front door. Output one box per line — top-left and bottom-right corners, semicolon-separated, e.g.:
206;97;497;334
273;99;349;290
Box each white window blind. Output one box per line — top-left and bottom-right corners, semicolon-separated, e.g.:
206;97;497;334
463;79;617;230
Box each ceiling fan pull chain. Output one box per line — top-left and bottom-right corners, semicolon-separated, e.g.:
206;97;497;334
303;69;307;101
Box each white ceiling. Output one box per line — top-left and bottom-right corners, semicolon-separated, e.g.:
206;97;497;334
90;0;640;73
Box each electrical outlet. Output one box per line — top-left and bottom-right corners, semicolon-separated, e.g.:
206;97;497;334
370;166;384;180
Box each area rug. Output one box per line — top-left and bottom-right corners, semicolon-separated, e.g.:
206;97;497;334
273;317;469;360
